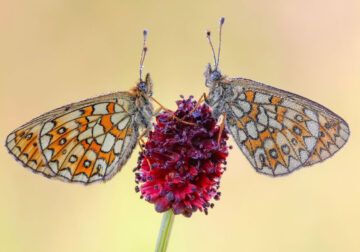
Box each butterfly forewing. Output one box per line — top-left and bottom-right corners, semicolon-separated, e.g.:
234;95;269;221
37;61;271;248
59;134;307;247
223;78;349;176
6;92;140;184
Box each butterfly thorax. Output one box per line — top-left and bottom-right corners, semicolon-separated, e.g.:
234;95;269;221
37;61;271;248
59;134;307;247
131;74;154;132
133;92;153;132
206;81;242;118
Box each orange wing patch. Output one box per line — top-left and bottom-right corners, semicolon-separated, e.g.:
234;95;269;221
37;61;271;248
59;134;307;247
244;91;255;102
271;96;283;105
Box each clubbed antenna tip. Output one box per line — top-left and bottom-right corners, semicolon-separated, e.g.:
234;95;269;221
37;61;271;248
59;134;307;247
220;17;225;25
143;29;148;37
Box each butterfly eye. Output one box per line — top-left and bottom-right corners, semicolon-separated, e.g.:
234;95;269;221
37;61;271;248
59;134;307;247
210;70;222;82
137;82;148;92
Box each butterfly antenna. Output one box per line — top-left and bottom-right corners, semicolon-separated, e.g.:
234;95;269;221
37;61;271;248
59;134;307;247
216;17;225;70
207;30;217;69
139;29;148;81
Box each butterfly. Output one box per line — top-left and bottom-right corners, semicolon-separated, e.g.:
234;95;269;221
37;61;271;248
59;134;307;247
199;18;350;176
5;30;190;184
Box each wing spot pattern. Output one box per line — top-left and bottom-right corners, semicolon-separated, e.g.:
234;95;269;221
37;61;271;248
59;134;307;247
57;127;66;134
281;144;290;155
269;149;278;159
292;126;302;135
59;138;67;145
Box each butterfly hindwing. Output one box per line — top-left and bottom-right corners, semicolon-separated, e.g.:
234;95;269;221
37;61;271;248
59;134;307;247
6;92;139;184
224;78;349;176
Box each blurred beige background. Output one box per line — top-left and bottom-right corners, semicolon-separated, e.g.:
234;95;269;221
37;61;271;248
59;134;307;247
1;0;360;251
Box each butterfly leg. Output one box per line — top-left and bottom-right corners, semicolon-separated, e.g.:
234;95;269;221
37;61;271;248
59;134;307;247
137;129;152;169
151;97;195;126
217;112;226;144
189;92;209;114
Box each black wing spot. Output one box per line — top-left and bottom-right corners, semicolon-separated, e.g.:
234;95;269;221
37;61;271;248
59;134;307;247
295;115;303;122
59;138;67;145
84;160;91;168
292;126;302;135
69;155;78;163
57;127;67;134
269;149;278;159
26;133;33;140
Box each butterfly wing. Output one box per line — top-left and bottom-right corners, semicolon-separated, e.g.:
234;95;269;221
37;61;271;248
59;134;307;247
5;97;92;177
6;117;57;177
223;77;349;176
6;92;140;184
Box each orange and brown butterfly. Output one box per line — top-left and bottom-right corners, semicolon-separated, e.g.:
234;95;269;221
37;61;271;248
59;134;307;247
5;30;187;184
198;18;350;176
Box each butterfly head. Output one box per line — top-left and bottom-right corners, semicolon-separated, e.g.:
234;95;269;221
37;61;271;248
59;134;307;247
137;82;147;92
204;63;223;88
137;73;153;97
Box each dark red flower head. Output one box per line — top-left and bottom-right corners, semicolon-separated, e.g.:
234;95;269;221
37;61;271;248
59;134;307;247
134;96;229;217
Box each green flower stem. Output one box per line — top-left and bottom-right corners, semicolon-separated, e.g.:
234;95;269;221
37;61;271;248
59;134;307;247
155;210;175;252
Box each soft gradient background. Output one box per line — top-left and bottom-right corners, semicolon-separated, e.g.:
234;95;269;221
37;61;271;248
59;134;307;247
1;1;359;251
